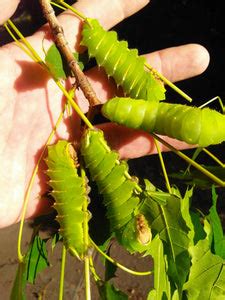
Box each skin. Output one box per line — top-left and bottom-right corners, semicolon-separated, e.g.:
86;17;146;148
0;0;210;228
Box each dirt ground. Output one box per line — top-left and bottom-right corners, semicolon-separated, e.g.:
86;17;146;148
1;0;225;299
0;221;153;299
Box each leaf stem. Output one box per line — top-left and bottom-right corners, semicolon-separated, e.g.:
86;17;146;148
59;245;67;300
199;96;224;112
5;19;93;128
4;23;38;62
151;133;225;187
90;239;152;276
56;80;94;128
202;148;225;167
51;0;87;21
17;107;66;261
89;256;101;282
4;20;94;259
50;1;66;12
145;63;192;102
84;257;91;300
154;138;171;193
5;19;45;65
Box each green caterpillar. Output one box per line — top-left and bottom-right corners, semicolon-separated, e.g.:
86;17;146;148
46;140;89;259
102;97;225;147
81;18;165;102
80;128;151;253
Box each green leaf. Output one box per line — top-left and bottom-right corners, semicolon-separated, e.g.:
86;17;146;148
45;44;67;79
146;235;171;300
140;192;190;258
171;289;180;300
144;178;156;192
167;249;190;295
26;235;49;283
98;281;128;300
45;44;85;80
51;232;62;252
10;262;27;300
141;191;191;291
209;186;225;259
10;235;49;299
190;212;206;244
76;52;88;71
183;236;225;299
179;187;206;246
180;188;195;246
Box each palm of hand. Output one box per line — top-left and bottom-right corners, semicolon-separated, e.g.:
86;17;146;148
0;0;209;228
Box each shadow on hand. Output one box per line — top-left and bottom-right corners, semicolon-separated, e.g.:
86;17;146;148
14;60;50;91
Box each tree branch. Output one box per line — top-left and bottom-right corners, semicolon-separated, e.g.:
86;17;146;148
39;0;100;106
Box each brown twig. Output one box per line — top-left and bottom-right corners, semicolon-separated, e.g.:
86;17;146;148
39;0;100;106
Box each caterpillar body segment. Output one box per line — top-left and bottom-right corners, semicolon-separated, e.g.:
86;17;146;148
46;140;90;259
80;129;151;252
102;97;225;147
81;18;165;102
102;97;159;131
80;129;139;230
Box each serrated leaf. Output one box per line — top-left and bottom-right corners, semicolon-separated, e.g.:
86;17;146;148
144;178;156;192
180;188;206;245
183;236;225;299
141;191;191;290
140;192;190;258
180;188;195;246
146;235;171;300
209;186;225;259
98;281;128;300
167;249;190;294
190;212;206;244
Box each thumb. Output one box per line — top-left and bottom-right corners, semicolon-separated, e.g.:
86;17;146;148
0;0;20;25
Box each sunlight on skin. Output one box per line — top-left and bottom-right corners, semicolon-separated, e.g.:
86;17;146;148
0;0;209;228
0;0;20;24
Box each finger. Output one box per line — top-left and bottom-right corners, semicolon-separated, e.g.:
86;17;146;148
98;123;195;159
75;43;210;110
146;43;210;83
0;0;20;24
73;0;150;29
1;0;150;59
30;0;150;54
0;0;150;228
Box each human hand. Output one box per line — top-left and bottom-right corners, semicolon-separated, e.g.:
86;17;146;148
0;0;20;24
0;0;209;228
